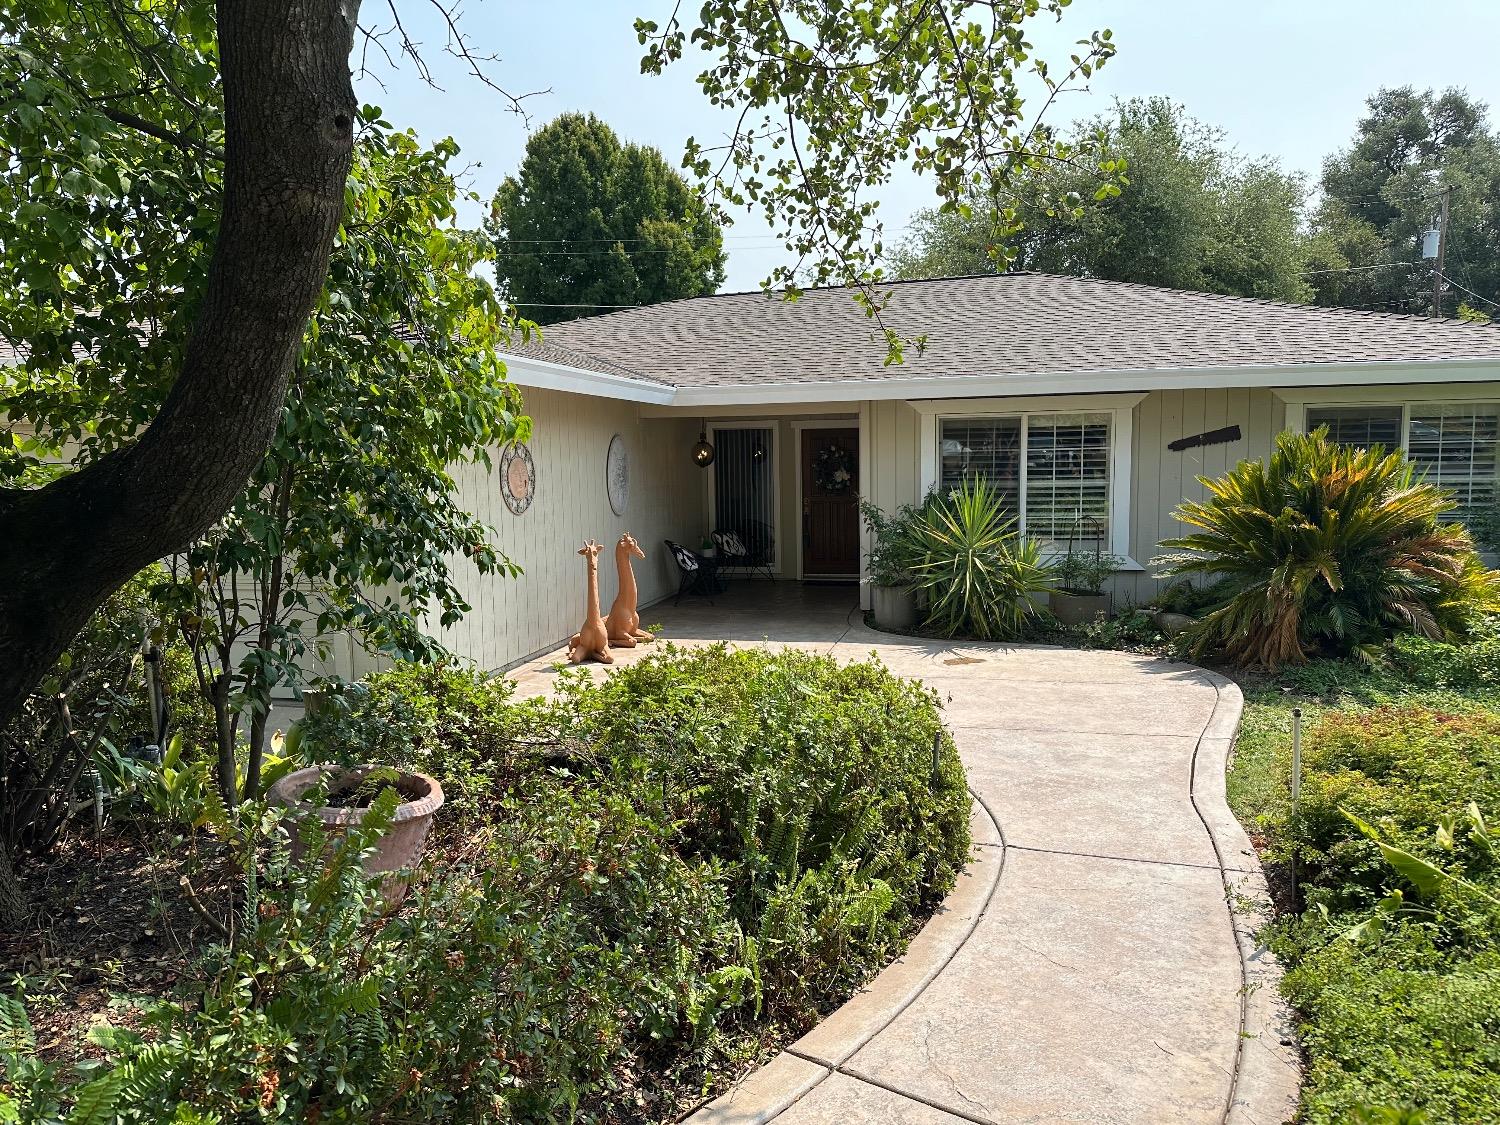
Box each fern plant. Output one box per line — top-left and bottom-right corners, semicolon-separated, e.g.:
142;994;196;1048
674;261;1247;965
1157;428;1500;667
907;478;1053;640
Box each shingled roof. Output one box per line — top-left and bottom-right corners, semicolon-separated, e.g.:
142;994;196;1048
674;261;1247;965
514;272;1500;389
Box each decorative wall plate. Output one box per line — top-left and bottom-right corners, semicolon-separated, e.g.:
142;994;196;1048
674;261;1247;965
606;433;629;515
500;441;535;515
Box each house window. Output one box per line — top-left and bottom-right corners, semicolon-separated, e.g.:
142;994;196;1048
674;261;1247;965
1305;405;1403;450
939;412;1112;544
1300;400;1500;525
1407;404;1499;523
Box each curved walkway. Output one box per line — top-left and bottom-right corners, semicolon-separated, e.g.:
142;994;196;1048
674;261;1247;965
507;586;1300;1125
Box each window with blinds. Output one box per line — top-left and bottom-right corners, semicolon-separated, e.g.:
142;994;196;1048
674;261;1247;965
1305;405;1403;450
712;427;776;563
1407;404;1500;523
1302;401;1500;526
939;412;1111;544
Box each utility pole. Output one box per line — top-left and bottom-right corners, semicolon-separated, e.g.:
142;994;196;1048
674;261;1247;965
1433;184;1452;317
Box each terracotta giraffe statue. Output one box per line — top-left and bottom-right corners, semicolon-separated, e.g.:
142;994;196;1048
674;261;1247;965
567;540;613;664
606;532;655;647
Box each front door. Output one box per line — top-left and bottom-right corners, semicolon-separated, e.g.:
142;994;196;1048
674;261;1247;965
801;427;859;578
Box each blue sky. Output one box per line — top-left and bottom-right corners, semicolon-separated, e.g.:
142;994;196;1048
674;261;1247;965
359;1;1500;292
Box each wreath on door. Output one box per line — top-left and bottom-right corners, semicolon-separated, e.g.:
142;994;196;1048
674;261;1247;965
813;443;856;494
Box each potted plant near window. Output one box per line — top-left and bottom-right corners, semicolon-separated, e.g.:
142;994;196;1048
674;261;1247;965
1049;526;1122;627
859;498;922;629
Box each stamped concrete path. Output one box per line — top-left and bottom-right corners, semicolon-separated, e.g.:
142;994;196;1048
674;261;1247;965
508;585;1300;1125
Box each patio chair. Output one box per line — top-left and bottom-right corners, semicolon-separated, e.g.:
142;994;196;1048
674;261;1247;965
711;528;776;583
665;540;717;606
725;519;777;581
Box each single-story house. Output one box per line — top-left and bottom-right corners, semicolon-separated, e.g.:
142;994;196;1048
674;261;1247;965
446;272;1500;671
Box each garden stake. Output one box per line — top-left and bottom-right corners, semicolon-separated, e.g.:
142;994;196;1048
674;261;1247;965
1290;707;1303;903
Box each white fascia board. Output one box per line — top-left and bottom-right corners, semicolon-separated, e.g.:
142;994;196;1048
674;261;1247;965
662;357;1500;408
496;352;676;405
499;352;1500;409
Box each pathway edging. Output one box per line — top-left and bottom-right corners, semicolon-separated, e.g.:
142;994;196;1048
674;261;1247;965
1188;672;1302;1125
687;796;1006;1124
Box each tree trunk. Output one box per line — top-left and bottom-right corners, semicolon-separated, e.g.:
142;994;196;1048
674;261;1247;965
0;843;28;934
0;0;360;731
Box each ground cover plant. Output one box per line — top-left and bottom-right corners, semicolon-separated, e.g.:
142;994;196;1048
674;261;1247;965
1228;639;1500;1124
1;645;970;1123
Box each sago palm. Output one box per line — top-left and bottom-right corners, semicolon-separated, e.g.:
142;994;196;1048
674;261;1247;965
908;477;1052;640
1157;428;1500;667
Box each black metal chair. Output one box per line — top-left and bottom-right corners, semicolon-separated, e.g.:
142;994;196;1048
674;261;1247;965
665;540;717;605
715;520;776;581
711;528;774;583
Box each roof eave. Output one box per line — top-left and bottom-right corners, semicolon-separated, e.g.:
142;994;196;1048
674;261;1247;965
499;351;1500;408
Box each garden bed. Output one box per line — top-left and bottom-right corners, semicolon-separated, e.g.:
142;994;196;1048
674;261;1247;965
1227;647;1500;1125
3;645;971;1123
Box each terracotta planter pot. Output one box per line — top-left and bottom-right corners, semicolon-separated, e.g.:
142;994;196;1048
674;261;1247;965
268;764;444;905
871;584;920;629
1049;590;1110;627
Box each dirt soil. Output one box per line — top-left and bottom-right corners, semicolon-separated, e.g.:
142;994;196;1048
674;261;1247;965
0;826;222;1063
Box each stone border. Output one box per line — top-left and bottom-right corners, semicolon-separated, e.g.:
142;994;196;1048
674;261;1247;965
1188;671;1302;1125
685;796;1006;1124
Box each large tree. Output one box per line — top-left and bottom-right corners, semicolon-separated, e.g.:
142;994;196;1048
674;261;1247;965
1306;86;1500;315
894;98;1309;301
489;113;727;322
0;0;1118;733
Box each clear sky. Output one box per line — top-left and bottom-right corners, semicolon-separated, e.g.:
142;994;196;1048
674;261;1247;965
358;1;1500;293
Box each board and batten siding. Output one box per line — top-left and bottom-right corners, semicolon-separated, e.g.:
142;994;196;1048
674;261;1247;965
436;386;703;672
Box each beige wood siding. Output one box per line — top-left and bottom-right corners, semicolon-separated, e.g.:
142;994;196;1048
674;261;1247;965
1116;386;1284;603
437;387;703;671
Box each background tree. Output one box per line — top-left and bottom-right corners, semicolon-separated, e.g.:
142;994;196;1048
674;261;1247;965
1306;86;1500;315
893;98;1310;302
488;113;727;323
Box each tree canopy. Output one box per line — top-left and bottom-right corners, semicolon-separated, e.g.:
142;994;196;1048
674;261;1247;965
1306;86;1500;316
892;97;1310;302
489;113;727;323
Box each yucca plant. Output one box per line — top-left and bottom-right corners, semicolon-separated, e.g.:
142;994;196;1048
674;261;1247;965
908;478;1053;640
1157;428;1500;667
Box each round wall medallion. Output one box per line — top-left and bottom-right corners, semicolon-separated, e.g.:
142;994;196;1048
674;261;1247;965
500;441;535;515
606;433;629;515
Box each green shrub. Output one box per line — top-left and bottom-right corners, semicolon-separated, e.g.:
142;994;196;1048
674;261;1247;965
1052;550;1123;596
1280;940;1500;1125
46;646;969;1122
1152;575;1238;617
1240;694;1500;1125
906;477;1053;639
1389;617;1500;690
1158;428;1500;668
1284;706;1500;900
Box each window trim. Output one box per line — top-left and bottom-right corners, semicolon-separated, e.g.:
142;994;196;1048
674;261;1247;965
914;393;1144;567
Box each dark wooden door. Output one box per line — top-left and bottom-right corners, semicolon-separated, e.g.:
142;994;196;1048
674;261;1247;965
801;427;860;577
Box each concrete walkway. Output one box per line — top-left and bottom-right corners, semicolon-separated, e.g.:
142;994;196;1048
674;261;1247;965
507;584;1300;1125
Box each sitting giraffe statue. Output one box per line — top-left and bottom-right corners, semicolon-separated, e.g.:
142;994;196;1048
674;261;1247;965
606;532;655;647
567;540;613;665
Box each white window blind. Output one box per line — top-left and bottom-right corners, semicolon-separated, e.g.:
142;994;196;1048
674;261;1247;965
939;412;1111;544
1305;405;1403;450
1302;400;1500;526
1407;404;1500;523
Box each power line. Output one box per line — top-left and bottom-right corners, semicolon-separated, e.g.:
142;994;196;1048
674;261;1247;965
1438;270;1500;311
1304;262;1413;277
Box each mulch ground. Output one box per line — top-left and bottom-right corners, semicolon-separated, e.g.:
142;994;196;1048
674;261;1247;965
0;826;219;1063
